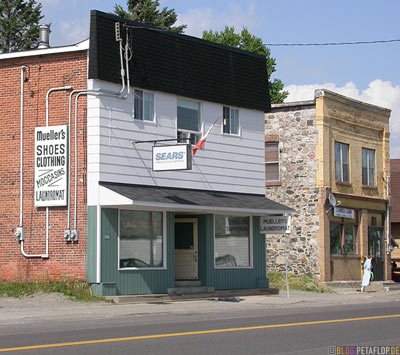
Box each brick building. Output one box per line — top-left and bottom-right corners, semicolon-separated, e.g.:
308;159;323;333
0;10;291;295
265;90;391;282
0;40;89;281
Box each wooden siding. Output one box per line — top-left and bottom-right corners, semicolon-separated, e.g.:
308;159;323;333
87;86;265;205
86;206;97;283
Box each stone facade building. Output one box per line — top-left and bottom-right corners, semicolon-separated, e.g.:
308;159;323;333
265;90;391;282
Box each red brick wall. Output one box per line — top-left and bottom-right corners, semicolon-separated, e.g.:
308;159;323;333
0;51;88;282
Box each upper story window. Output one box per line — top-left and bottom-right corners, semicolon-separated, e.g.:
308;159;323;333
362;148;375;187
335;142;349;183
223;106;239;135
134;89;154;122
177;99;201;144
265;141;279;182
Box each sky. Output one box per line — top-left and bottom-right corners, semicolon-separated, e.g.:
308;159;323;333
40;0;400;157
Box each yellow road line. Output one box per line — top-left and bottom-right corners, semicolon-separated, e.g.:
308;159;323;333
1;314;399;352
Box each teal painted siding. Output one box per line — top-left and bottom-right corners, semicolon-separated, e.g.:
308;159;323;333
95;210;268;295
206;215;268;290
100;209;174;295
86;206;97;283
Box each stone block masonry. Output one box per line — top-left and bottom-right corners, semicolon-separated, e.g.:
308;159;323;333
0;51;88;282
265;104;321;278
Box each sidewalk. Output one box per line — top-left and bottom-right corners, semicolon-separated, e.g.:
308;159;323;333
1;288;400;325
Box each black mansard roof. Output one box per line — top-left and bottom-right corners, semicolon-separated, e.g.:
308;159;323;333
89;10;270;112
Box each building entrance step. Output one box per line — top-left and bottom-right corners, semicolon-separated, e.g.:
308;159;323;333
168;286;215;296
175;280;201;287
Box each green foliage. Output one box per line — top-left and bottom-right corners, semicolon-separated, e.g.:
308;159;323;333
0;281;108;302
0;0;43;53
114;0;186;33
268;272;333;293
202;26;288;104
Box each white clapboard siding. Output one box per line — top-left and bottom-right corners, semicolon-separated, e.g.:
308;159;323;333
87;81;265;204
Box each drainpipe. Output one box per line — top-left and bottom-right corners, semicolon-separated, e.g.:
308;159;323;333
14;67;26;246
19;66;26;228
71;85;131;235
387;176;391;253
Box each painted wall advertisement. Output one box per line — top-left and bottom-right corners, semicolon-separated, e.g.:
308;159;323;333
34;125;68;207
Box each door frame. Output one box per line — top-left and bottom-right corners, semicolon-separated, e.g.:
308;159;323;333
368;226;384;281
174;218;198;280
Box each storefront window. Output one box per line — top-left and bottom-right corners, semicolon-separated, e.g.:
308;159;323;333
214;215;251;267
119;210;164;268
330;222;358;255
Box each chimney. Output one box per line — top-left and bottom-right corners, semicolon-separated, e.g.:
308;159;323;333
38;24;51;49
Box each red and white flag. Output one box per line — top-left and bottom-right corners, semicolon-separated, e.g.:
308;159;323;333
192;117;219;156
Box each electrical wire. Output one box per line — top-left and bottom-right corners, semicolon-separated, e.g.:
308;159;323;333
264;39;400;46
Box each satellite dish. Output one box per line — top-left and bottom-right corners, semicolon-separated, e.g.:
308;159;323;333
328;193;337;207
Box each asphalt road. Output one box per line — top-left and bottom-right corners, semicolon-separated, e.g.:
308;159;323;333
0;298;399;354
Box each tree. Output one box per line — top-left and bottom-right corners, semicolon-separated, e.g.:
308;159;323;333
0;0;43;53
203;26;288;104
114;0;186;33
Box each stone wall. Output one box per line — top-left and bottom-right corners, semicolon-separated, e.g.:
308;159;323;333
265;104;321;277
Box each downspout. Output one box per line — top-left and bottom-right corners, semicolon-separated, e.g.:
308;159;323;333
19;66;26;228
71;85;130;237
14;67;26;248
65;25;131;242
387;176;391;253
65;89;89;242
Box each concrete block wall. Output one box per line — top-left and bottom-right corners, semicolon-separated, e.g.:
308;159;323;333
0;51;88;281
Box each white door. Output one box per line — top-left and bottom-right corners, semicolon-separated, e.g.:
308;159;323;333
174;218;198;280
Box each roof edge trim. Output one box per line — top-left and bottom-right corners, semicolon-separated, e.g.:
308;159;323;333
0;39;89;61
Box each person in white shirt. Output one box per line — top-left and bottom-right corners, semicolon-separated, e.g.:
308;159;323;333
361;255;373;292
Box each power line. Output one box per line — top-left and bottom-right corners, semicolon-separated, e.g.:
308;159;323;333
264;39;400;46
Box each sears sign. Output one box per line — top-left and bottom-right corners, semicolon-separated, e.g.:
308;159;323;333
152;144;192;171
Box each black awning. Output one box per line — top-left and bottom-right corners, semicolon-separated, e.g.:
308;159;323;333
99;181;293;215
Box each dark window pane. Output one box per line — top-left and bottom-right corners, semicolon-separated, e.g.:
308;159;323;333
330;223;341;254
266;163;279;181
134;90;143;120
175;222;194;249
177;99;200;131
223;106;230;133
265;142;278;161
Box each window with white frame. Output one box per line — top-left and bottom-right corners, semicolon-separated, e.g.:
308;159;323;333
265;141;279;182
362;148;375;187
134;89;154;122
335;142;349;183
177;98;201;144
119;210;164;269
223;106;239;135
214;215;251;268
